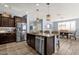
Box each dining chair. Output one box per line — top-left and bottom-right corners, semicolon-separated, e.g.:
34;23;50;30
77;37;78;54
55;33;60;48
68;31;76;40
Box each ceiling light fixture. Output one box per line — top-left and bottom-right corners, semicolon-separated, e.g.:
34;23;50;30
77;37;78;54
36;3;39;6
4;4;9;8
46;3;51;21
3;4;11;17
36;3;40;21
36;8;40;21
26;11;28;14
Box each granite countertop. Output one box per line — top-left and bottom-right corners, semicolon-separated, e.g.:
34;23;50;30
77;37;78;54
0;31;15;33
0;27;16;33
27;32;58;37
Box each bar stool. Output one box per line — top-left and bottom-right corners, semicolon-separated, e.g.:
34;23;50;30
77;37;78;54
54;35;60;53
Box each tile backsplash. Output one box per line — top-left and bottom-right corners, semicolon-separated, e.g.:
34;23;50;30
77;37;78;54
0;27;15;32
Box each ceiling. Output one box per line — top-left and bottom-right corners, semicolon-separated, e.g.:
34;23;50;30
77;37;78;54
0;3;79;21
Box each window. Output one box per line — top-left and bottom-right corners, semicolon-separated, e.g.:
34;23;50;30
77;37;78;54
58;21;76;31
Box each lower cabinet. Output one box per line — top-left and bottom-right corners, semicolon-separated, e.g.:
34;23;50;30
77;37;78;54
46;37;55;55
27;34;35;49
0;34;7;44
27;33;55;55
0;33;16;44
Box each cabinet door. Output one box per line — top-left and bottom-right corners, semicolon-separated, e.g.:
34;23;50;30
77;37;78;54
9;18;15;27
27;34;31;45
0;33;16;44
2;17;9;27
30;35;35;49
27;34;35;49
46;37;54;55
0;34;9;44
0;34;3;44
23;15;27;23
8;33;16;42
14;16;22;26
0;14;2;26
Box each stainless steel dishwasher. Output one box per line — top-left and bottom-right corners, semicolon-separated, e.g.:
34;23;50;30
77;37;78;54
35;36;44;55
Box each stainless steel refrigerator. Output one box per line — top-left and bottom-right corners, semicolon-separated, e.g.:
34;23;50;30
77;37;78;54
16;23;27;42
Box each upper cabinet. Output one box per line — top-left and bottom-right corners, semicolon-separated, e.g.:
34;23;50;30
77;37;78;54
14;16;22;26
2;16;9;27
0;14;27;27
9;18;15;27
14;16;27;26
0;14;15;27
0;14;2;26
23;15;27;23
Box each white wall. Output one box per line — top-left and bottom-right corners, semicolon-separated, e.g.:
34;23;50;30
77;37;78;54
1;3;79;21
52;18;79;39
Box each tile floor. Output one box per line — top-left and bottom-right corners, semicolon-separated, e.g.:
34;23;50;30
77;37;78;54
0;41;38;55
54;38;79;55
0;38;79;55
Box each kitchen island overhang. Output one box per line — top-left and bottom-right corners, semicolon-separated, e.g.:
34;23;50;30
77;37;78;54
27;33;59;55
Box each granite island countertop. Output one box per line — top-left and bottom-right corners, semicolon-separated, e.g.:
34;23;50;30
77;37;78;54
27;32;58;37
27;32;59;55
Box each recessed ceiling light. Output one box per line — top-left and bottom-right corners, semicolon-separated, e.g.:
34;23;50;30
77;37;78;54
26;11;28;14
4;4;9;8
57;14;61;16
36;3;39;6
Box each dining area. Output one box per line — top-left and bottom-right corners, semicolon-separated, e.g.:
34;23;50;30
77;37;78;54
57;20;77;40
59;30;76;40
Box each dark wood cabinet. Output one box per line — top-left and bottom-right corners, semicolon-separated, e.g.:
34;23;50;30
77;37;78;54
2;17;15;27
0;33;16;44
27;34;31;45
0;14;15;27
23;15;27;23
0;14;2;26
2;17;9;27
46;37;55;54
0;34;8;44
14;16;22;26
7;33;16;42
30;35;35;49
0;14;27;27
27;34;35;49
9;18;15;27
27;33;55;55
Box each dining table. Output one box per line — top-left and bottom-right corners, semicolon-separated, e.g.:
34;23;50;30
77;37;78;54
59;30;73;39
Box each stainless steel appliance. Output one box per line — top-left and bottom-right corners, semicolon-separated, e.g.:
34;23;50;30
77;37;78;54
16;23;27;42
35;36;44;55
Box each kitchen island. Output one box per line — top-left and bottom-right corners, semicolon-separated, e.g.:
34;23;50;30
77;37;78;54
27;32;59;55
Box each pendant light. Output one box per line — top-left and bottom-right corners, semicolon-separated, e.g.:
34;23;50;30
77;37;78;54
2;4;11;17
36;8;39;21
46;3;51;21
36;3;40;21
